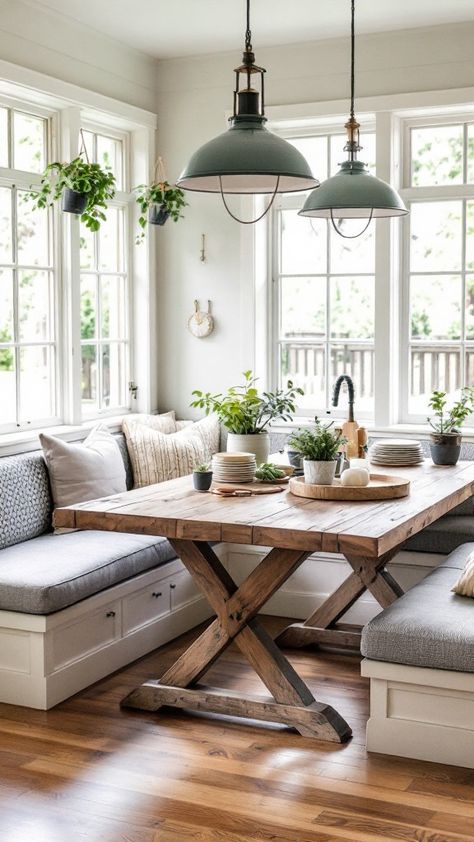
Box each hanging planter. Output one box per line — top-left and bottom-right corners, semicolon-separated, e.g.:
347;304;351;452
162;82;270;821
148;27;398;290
27;129;116;232
134;157;187;243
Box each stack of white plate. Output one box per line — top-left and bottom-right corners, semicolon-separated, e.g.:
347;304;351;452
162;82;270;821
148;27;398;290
212;452;257;483
370;439;424;466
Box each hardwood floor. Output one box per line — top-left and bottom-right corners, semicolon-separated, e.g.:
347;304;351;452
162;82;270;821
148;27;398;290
0;616;473;842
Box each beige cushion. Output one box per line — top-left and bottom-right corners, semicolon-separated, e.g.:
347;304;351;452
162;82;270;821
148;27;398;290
452;553;474;598
40;425;127;508
123;415;220;488
122;411;177;434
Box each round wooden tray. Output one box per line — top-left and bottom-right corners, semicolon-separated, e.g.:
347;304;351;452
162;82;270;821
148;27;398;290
289;473;410;501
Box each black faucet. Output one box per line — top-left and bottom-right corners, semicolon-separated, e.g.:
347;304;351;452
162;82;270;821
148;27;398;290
332;375;355;422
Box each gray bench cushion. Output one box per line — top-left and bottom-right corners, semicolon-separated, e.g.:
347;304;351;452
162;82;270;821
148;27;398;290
404;515;474;555
361;545;474;672
0;531;177;614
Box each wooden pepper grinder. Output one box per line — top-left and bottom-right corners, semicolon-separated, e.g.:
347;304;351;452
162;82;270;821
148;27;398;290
332;375;359;459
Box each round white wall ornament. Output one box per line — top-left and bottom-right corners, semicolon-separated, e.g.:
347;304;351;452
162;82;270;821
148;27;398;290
188;299;214;338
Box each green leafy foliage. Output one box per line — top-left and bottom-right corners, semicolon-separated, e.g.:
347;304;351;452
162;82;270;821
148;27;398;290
427;388;474;433
190;371;304;435
255;463;286;481
288;418;346;462
27;157;116;231
193;462;211;473
134;181;187;243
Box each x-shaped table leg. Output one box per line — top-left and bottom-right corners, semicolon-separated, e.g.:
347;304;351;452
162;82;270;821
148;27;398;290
122;539;352;742
276;546;404;650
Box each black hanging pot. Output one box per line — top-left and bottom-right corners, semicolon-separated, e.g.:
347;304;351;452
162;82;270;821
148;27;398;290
429;432;462;466
62;188;88;215
149;203;170;226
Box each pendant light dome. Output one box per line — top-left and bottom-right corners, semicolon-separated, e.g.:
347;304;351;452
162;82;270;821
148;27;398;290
177;0;319;223
299;0;408;237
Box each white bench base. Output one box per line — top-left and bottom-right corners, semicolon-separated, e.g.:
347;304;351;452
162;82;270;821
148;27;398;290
0;556;213;710
362;658;474;769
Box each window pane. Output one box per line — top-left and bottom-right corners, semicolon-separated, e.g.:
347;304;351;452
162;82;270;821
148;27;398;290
288;136;327;182
100;275;125;339
13;112;46;173
18;270;52;342
281;210;326;274
97;134;122;189
410;201;462;272
0;345;15;425
330;132;375;176
0;269;13;341
102;343;125;407
280;341;325;409
98;207;123;272
19;345;55;421
410;275;461;340
409;347;460;416
0;108;9;168
411;125;463;186
465;201;474;271
81;344;97;407
330;344;374;413
80;226;95;269
281;277;325;338
0;186;12;263
467;125;474;184
466;275;474;340
330;221;375;274
80;275;97;340
81;130;95;162
330;276;374;339
17;191;49;266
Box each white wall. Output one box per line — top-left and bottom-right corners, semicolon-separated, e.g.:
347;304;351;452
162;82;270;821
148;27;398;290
0;0;157;111
155;22;474;417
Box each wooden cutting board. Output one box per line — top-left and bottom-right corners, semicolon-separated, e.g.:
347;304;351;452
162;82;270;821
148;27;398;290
212;482;285;496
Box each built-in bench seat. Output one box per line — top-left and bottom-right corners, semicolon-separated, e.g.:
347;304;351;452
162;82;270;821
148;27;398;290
361;543;474;769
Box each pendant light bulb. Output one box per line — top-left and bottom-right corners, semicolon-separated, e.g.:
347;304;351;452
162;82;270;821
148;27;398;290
299;0;408;237
177;0;319;224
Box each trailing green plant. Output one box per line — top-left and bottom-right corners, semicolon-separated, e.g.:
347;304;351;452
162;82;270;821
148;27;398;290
255;463;286;481
134;181;187;243
27;157;116;231
190;371;304;435
288;418;346;462
427;388;474;434
193;462;211;473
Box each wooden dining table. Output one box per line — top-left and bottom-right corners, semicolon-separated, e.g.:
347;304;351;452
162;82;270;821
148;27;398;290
54;460;474;743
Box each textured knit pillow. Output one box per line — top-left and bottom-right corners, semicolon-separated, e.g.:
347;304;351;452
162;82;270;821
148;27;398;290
452;554;474;598
40;425;127;509
122;411;177;435
122;414;220;488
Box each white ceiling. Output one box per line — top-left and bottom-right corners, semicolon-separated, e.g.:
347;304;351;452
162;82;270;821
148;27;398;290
30;0;474;60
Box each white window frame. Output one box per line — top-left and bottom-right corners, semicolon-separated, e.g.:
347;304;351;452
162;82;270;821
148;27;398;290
0;59;158;452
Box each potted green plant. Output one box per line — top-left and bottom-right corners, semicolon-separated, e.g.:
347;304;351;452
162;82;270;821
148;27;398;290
288;419;346;486
192;462;213;492
134;181;187;242
28;157;116;231
191;370;304;465
427;388;474;465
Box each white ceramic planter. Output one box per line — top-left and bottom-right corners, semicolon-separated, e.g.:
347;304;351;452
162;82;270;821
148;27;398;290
303;459;337;486
227;432;270;465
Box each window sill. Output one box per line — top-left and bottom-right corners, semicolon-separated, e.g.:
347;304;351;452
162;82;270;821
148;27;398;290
270;419;474;444
0;415;129;458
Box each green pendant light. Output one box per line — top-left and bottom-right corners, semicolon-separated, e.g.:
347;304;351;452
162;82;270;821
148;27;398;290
299;0;408;237
176;0;319;223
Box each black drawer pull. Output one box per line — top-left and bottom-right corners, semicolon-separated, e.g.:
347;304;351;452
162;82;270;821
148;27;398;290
170;583;176;590
106;610;116;618
152;591;162;598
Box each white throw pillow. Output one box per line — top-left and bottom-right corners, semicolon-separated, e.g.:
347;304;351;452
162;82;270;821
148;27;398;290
122;414;220;488
40;425;127;509
452;554;474;598
122;411;177;435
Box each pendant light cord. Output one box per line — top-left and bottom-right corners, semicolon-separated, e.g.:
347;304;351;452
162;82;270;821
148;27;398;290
245;0;252;50
350;0;355;122
219;175;280;224
330;207;373;238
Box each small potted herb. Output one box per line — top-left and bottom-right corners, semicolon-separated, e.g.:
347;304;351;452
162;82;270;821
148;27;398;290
288;419;346;486
28;157;116;231
428;388;474;465
191;371;304;465
135;181;187;242
192;462;213;492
